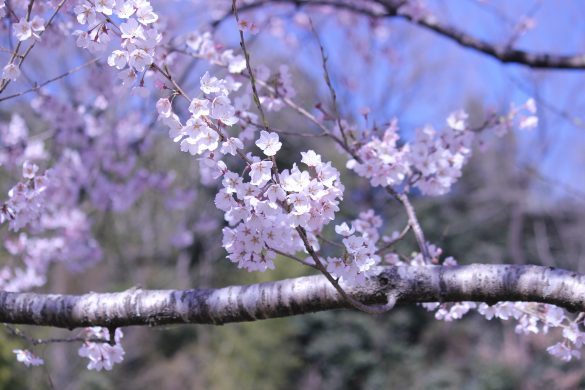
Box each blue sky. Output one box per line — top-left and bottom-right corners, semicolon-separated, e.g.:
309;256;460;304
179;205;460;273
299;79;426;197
210;0;585;203
3;0;584;202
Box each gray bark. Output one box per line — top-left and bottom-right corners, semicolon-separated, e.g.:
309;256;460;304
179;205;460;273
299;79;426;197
1;264;584;329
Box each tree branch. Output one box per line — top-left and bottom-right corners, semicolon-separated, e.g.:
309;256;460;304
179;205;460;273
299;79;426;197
226;0;585;70
1;264;585;329
378;0;585;70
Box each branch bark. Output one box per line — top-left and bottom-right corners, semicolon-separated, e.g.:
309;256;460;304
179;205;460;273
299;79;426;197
1;264;584;329
226;0;585;70
379;1;585;70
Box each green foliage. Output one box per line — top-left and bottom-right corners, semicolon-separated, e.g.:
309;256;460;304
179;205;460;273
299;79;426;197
201;318;302;390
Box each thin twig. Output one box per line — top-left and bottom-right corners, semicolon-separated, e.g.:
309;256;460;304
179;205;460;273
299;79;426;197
269;246;319;270
376;224;411;255
296;226;395;314
245;118;328;137
167;45;350;150
317;233;345;249
169;41;430;264
0;58;99;102
0;0;34;93
0;0;68;94
392;189;431;262
4;324;109;346
232;0;269;130
156;63;192;102
160;36;399;312
219;0;585;70
309;19;349;146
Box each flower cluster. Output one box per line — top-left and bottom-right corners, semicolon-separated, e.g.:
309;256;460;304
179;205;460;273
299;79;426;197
181;30;296;113
219;147;344;272
477;302;583;362
0;262;44;292
0;88;168;293
0;161;49;231
326;234;379;286
13;349;44;367
13;16;45;42
409;111;473;196
348;112;473;196
154;55;346;273
416;251;585;362
74;0;160;92
0;114;46;167
158;71;242;163
324;210;384;285
492;98;539;137
2;63;20;82
352;208;383;243
347;119;411;188
183;30;246;74
256;64;297;112
78;327;125;371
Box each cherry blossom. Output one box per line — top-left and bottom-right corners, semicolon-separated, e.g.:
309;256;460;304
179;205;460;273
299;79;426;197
238;19;259;34
547;343;581;362
74;3;96;25
13;349;44;367
78;328;125;371
94;0;116;16
210;95;238;125
189;98;211;118
2;63;20;82
300;150;322;167
0;0;579;371
249;161;273;186
13;20;33;41
255;131;282;156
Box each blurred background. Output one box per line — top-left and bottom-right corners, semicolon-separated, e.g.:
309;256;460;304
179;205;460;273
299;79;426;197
1;0;585;388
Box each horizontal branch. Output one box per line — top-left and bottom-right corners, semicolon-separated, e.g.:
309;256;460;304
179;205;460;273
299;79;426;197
230;0;585;70
0;264;584;329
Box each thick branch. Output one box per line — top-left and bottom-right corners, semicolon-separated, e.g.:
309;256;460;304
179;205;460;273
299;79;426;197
382;1;585;70
229;0;585;70
1;264;584;329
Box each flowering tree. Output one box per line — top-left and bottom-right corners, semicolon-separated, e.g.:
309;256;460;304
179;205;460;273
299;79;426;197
1;0;585;378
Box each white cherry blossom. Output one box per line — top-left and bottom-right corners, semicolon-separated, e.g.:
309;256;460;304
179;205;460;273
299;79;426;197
255;131;282;156
13;20;32;41
2;63;20;81
13;349;44;367
249;161;273;187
